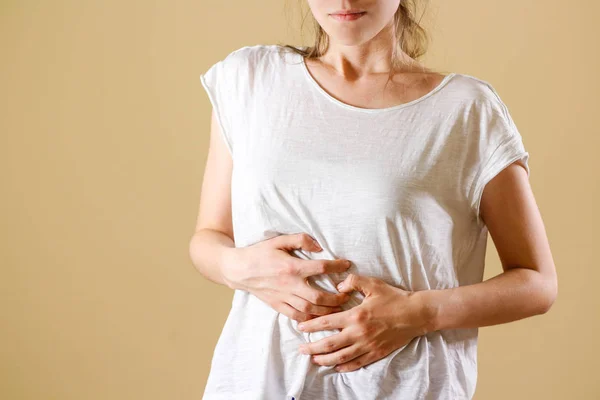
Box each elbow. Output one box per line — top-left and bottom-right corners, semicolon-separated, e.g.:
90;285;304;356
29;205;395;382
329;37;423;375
188;234;195;260
188;232;202;270
536;274;558;315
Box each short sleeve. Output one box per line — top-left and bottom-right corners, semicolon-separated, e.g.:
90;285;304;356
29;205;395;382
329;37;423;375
200;59;234;156
466;84;530;225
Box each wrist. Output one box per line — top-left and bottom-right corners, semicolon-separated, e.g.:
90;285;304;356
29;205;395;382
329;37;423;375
220;247;240;290
410;289;441;335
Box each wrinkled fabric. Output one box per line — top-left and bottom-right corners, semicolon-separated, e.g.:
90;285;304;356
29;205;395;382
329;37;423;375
198;44;530;400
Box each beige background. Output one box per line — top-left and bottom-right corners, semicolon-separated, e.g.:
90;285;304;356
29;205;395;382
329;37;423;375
1;0;598;399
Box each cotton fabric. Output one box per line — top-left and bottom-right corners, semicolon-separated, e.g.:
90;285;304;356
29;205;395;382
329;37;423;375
198;44;530;400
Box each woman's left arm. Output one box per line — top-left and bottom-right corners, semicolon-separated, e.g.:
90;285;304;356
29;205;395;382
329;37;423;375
422;162;558;332
296;163;557;372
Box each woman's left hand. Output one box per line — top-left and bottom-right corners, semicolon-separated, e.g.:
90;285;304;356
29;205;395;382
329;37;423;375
296;273;433;372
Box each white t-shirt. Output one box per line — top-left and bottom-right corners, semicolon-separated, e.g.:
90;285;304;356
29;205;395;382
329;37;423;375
199;44;530;400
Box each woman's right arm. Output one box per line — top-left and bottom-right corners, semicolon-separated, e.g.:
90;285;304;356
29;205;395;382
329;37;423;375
188;108;352;321
188;108;237;288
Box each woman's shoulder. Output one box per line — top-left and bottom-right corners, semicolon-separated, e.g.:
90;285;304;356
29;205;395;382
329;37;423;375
203;44;290;84
448;72;512;110
219;43;286;66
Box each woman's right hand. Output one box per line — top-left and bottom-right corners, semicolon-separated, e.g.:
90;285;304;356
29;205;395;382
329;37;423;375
222;233;352;323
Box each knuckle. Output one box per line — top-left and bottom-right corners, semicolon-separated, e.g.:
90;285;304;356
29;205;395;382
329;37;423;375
355;326;369;337
337;354;348;363
310;291;325;304
316;260;328;274
299;301;314;313
281;261;298;276
352;309;369;323
364;325;376;335
338;259;351;270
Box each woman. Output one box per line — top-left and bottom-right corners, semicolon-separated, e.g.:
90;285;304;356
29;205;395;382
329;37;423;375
190;1;558;399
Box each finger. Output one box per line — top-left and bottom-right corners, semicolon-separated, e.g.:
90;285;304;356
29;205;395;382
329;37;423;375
300;258;352;278
313;343;367;367
298;331;353;356
297;308;350;332
274;301;313;323
334;349;384;373
271;232;322;253
286;294;343;316
295;284;351;307
336;273;377;296
254;290;318;322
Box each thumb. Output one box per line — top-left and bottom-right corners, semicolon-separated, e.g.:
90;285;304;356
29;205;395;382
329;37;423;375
336;273;375;296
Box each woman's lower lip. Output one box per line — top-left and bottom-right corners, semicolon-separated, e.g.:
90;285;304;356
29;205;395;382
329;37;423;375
330;12;366;21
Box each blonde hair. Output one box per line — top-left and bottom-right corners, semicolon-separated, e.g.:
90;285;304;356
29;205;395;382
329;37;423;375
277;0;440;84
